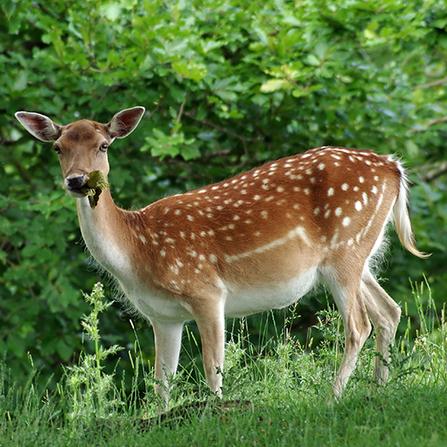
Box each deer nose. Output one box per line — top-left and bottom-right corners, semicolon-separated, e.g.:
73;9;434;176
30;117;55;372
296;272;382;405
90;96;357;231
66;175;86;190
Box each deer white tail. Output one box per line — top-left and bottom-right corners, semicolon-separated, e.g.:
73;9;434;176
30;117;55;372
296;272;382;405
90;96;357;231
394;164;429;259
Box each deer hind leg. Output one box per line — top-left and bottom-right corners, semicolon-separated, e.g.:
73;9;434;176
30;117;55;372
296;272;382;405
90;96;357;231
325;271;372;399
361;269;401;387
150;319;184;407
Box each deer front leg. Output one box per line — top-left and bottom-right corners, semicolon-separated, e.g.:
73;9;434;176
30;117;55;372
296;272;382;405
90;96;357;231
151;320;184;406
194;304;226;398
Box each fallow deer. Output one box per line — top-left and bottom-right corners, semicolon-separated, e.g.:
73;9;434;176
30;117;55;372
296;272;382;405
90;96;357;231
15;106;426;404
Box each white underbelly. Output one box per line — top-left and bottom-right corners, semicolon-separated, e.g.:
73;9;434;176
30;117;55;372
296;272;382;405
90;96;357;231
118;266;320;323
223;266;320;318
120;283;193;323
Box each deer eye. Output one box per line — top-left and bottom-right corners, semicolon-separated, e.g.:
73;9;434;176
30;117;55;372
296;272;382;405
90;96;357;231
99;142;108;152
53;145;62;155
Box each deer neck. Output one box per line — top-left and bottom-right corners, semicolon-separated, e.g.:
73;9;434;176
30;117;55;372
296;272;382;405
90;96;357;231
76;188;133;279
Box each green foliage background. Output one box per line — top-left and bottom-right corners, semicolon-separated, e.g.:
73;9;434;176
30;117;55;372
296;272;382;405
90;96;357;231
1;0;447;388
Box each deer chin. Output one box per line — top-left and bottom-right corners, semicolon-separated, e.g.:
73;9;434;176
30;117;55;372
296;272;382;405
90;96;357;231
66;187;88;198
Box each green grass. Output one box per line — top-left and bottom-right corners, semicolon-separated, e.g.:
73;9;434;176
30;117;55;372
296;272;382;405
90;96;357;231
1;282;447;447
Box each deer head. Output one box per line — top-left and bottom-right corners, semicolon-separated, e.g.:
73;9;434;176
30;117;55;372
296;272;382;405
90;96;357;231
15;107;145;197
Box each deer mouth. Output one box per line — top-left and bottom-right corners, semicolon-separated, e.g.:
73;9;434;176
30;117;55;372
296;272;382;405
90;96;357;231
65;171;109;207
65;175;89;197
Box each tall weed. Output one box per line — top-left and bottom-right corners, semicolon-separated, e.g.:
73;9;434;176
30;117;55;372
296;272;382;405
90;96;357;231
62;283;124;423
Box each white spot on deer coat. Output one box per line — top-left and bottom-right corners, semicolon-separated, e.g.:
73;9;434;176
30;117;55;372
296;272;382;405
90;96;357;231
362;192;368;205
187;248;197;257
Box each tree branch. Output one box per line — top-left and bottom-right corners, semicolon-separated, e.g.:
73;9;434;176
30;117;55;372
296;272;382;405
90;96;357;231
183;112;261;144
413;76;447;89
409;160;447;182
424;116;447;128
407;116;447;133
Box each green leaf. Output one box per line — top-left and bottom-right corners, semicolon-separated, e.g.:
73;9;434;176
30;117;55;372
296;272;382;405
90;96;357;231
364;29;378;40
80;171;110;209
172;60;207;82
404;140;420;158
260;79;293;92
12;71;28;91
87;171;109;191
314;41;329;60
306;54;320;66
57;339;73;361
101;2;122;21
180;144;201;160
201;39;222;53
292;88;308;98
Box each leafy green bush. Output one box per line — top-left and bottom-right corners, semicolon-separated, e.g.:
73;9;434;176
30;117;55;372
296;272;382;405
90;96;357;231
1;0;447;388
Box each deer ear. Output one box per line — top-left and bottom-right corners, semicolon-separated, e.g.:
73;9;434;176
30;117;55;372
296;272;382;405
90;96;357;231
15;111;62;142
107;106;145;139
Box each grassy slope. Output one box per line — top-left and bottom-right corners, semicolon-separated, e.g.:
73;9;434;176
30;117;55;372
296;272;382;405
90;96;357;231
1;283;447;447
4;382;447;446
